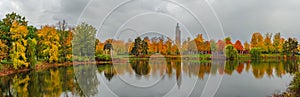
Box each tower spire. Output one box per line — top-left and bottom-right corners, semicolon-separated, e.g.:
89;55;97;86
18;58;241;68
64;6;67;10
175;23;181;47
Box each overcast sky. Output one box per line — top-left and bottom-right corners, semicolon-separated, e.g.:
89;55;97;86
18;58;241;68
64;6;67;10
1;0;300;43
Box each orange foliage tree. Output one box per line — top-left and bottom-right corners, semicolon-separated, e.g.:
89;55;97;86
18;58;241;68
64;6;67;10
234;40;244;53
225;37;233;45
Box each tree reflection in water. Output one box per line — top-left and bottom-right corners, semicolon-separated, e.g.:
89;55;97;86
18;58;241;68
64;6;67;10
74;64;99;96
0;60;299;96
129;59;151;77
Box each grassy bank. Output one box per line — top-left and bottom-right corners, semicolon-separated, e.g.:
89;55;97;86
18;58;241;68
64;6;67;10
0;61;114;77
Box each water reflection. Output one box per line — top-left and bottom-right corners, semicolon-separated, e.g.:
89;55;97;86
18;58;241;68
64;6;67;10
130;59;151;76
0;60;299;96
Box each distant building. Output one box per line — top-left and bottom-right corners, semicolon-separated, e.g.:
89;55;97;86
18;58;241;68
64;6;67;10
175;23;181;47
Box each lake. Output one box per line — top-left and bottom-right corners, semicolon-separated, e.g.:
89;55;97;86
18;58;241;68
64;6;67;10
0;58;298;97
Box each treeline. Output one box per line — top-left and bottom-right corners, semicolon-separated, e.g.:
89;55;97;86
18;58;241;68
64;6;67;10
1;12;299;69
0;12;76;69
95;31;299;59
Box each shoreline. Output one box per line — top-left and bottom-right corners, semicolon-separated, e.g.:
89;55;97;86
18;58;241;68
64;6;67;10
0;61;112;77
1;54;299;77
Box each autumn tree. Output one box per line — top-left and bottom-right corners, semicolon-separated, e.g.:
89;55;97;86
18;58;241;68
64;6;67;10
251;32;264;48
244;41;250;52
57;20;70;62
165;38;172;55
181;37;190;53
0;40;8;61
234;40;243;53
64;30;73;61
263;32;274;53
273;32;283;53
95;39;103;55
225;37;232;45
38;26;60;63
9;21;29;69
143;37;152;53
188;40;197;54
203;41;211;54
194;34;204;52
216;40;226;53
141;40;148;55
157;36;164;54
125;39;133;54
0;12;28;60
283;38;298;57
298;44;300;53
151;37;158;53
73;23;96;59
112;39;126;54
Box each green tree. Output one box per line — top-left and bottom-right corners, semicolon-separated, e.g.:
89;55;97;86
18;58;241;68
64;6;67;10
27;38;37;69
250;47;261;59
131;37;142;56
26;26;37;39
130;37;149;56
73;23;96;60
225;44;238;60
288;72;300;95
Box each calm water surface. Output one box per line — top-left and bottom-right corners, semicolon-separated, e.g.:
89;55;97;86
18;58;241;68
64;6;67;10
0;59;299;97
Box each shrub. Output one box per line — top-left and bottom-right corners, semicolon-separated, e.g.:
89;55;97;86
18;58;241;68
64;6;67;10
95;54;111;61
250;47;261;59
225;44;238;60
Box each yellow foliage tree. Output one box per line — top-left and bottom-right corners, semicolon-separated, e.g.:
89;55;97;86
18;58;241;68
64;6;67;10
263;32;274;53
9;21;29;69
244;41;250;51
0;40;8;61
38;26;60;63
251;32;264;48
65;30;73;61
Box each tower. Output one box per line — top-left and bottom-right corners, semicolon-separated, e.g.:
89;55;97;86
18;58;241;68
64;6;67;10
175;23;181;47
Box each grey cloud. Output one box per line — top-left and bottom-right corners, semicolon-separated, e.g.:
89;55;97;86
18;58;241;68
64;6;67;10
212;0;300;42
1;0;299;42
